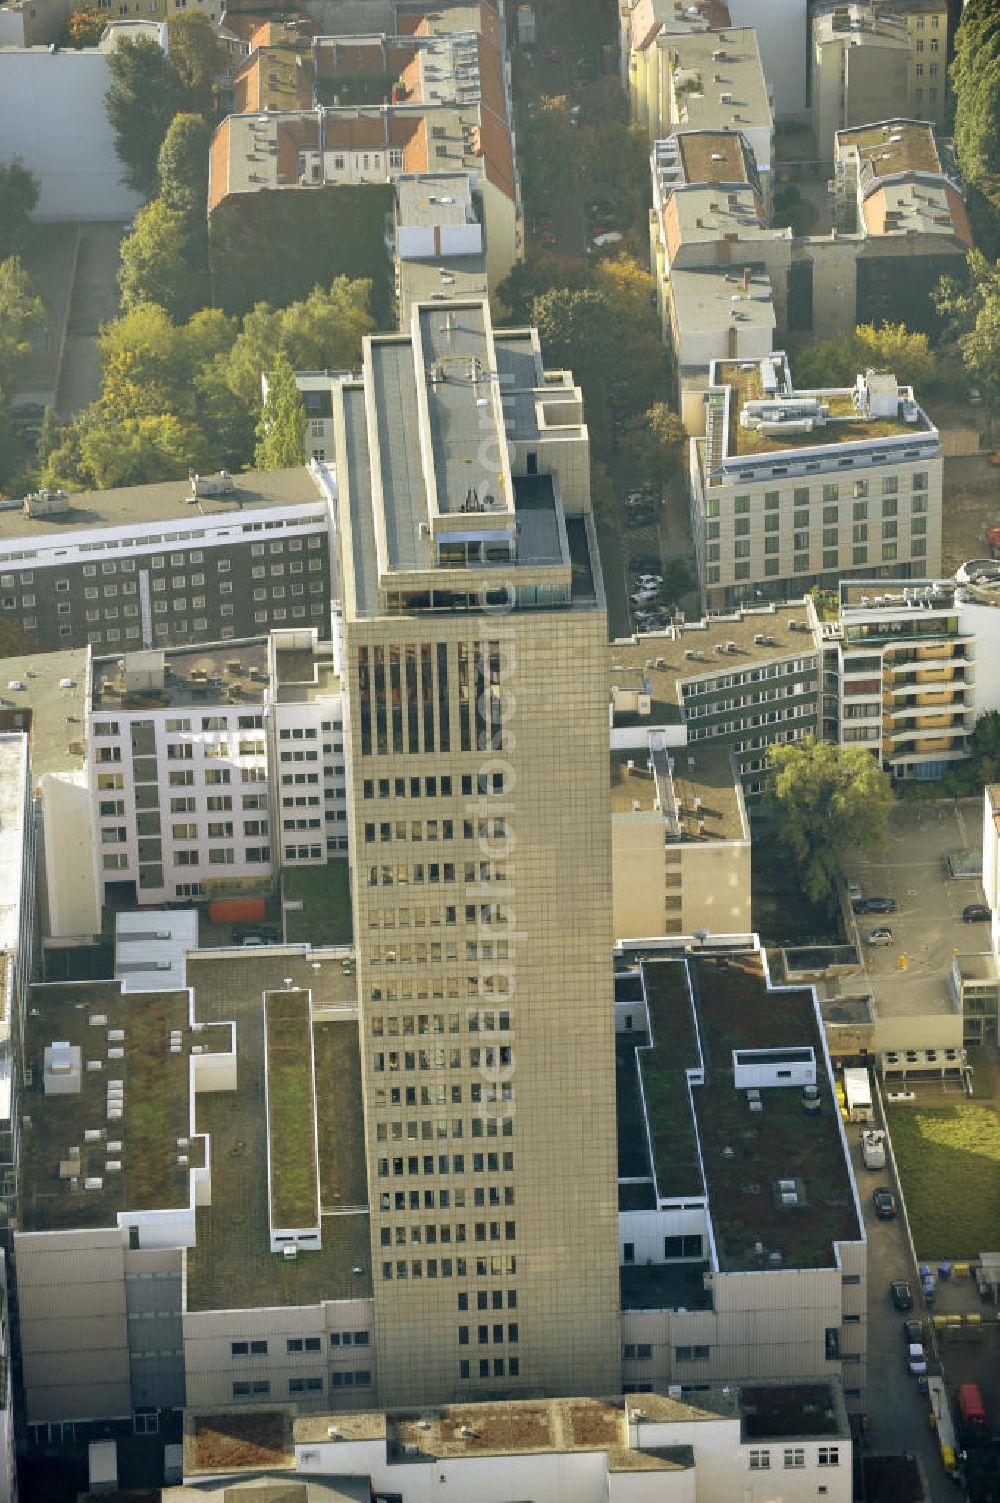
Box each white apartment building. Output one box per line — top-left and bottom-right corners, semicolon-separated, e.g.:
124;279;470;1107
179;1383;852;1503
690;352;942;610
615;943;867;1412
86;631;346;907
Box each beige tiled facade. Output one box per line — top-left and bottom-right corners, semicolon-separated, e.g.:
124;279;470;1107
344;612;620;1405
335;299;621;1407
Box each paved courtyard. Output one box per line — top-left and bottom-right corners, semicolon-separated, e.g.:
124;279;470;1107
849;798;990;1033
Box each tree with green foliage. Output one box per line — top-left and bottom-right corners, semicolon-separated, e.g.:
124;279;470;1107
117;199;200;320
791;322;934;392
157;112;210;221
966;711;1000;786
105;36;185;196
42;303;236;490
518;95;582;214
767;737;893;904
79;412;206;489
531;286;619;389
224;277;374;409
0;254;45;490
494;252;589;323
952;2;1000;184
621;402;685;484
254;353;306;469
0;256;44;385
35;406;61;468
0;161;38;260
165;14;226;118
933;252;1000;417
65;6;104;46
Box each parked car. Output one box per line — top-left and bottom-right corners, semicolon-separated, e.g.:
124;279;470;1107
591;231;623;249
866;927;894;947
846;878;862;902
873;1187;897;1219
233;924;280;944
907;1343;927;1376
902;1318;923;1347
963;903;990;923
891;1279;913;1310
853;896;896;914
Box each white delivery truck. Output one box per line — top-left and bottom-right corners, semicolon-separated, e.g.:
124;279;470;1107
861;1128;886;1169
843;1067;874;1124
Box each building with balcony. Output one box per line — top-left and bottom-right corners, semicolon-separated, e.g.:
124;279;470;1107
827;581;976;781
611;739;750;939
0;468;334;654
332;295;621;1406
689;353;942;610
85;630;346;907
177;1381;852;1502
15;948;373;1430
615;945;867;1410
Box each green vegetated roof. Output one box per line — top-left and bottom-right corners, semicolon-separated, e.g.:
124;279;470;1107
638;962;705;1200
688;955;862;1271
636;954;862;1271
266;991;320;1231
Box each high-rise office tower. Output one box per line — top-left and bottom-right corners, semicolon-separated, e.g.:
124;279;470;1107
333;299;620;1406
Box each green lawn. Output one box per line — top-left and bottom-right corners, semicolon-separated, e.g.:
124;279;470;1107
889;1101;1000;1261
283;863;353;947
265;993;319;1230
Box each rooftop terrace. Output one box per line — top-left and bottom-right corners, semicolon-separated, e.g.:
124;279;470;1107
340;304;598;618
637;954;862;1272
182;952;369;1312
92;640;269;711
714;358;932;461
0;468;324;544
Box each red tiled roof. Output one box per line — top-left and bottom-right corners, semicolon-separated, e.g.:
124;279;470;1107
208;119;232;214
473;106;514;200
275;116;320;184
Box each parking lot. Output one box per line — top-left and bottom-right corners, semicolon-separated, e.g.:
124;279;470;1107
849;798;990;1036
850;1129;954;1503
